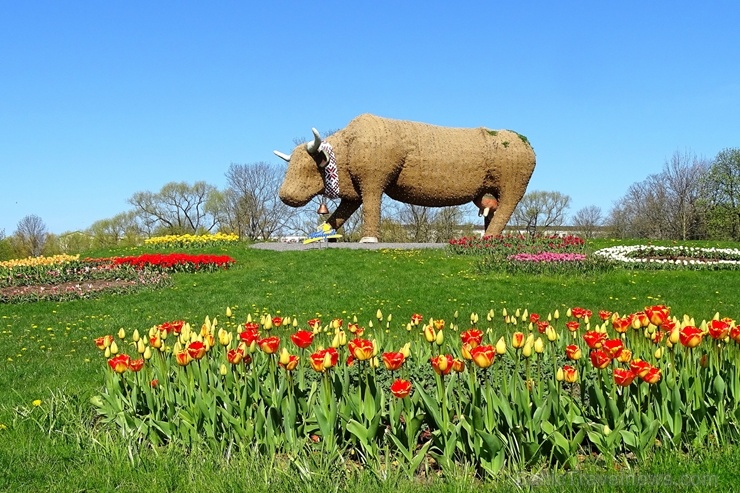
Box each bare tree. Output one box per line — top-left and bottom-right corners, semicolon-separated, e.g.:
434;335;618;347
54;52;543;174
572;205;603;239
224;162;294;240
129;181;219;234
14;214;48;257
511;191;571;233
397;204;434;242
607;150;708;240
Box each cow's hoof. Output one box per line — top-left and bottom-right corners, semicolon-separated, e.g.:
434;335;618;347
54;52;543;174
359;236;379;243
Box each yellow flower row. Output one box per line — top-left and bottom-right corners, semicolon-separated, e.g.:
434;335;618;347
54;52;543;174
0;254;80;269
144;233;239;247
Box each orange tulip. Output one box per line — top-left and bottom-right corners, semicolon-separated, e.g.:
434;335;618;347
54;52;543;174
563;365;578;383
512;332;525;349
452;358;465;372
617;348;632;364
565;321;580;332
390;379;412;399
349;338;374;361
470;344;495;369
433;319;445;331
175;349;191;366
271;316;283;328
565;344;582;361
279;354;299;371
430;354;453;375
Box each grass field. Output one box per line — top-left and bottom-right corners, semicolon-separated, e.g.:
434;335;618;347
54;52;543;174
1;240;739;492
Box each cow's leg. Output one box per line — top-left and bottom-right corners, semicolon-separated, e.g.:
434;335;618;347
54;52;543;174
485;192;521;236
359;192;382;242
327;199;361;230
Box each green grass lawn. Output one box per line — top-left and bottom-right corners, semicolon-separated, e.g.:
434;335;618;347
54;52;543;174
1;241;740;492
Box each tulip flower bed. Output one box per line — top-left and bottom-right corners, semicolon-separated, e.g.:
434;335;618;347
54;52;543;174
447;234;610;275
92;304;740;478
594;245;740;270
1;253;232;303
105;253;236;273
448;234;586;256
144;233;240;249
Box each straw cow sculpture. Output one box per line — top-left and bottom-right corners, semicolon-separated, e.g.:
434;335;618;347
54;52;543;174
274;114;536;242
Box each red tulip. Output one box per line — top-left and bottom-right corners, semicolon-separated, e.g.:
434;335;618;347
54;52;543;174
583;330;606;349
602;338;623;359
642;366;662;384
108;354;130;373
410;313;423;325
307;318;321;330
227;348;244;364
536;321;550;334
258;336;280;354
239;327;261;345
612;317;631;334
679;326;703;348
95;335;113;350
708;320;730;340
589;349;611;370
629;358;651;378
644;305;669;327
382;352;405;371
128;358;144;372
613;368;636;386
599;310;612;321
530;313;540;324
290;330;314;349
187;341;207;360
460;329;483;348
390;379;412;399
566;321;580;332
571;307;592;319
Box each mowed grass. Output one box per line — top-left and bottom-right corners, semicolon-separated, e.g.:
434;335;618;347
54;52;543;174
1;241;740;492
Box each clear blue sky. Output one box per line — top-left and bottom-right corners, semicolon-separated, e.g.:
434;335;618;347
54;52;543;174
2;1;738;235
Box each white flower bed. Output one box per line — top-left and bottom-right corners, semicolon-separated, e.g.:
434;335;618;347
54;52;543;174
594;245;740;268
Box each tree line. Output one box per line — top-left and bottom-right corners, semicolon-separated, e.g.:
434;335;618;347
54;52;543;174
1;147;738;259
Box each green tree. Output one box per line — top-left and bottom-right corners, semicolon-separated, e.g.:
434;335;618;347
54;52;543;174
702;148;740;240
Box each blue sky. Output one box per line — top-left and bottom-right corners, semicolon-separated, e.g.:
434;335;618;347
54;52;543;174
2;1;739;235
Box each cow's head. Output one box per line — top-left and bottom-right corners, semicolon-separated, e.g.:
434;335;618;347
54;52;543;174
274;128;331;207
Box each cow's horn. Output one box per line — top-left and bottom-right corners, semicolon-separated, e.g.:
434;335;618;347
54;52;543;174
273;150;291;162
306;127;322;154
